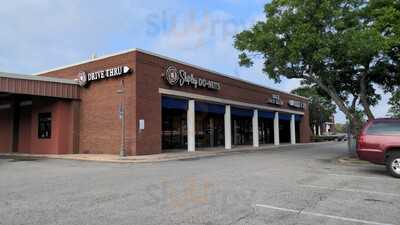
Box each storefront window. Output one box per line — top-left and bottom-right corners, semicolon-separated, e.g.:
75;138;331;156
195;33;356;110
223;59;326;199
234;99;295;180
38;112;51;139
295;115;302;143
231;107;253;146
279;113;292;143
195;112;225;148
259;118;274;144
279;121;291;143
259;111;274;145
162;108;187;150
162;97;188;150
195;102;225;148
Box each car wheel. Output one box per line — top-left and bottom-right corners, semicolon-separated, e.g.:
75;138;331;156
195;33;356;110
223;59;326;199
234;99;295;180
386;152;400;178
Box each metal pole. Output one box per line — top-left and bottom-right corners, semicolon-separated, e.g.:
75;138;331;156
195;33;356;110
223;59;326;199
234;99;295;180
117;80;126;157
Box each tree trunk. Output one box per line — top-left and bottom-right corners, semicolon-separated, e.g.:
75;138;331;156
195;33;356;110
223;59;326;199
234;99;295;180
347;97;361;157
308;76;359;128
349;96;361;135
360;73;375;121
347;117;357;156
347;119;352;155
305;74;361;155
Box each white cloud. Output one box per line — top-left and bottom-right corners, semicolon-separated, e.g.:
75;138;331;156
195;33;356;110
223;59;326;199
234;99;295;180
0;0;179;73
148;9;294;92
0;0;389;121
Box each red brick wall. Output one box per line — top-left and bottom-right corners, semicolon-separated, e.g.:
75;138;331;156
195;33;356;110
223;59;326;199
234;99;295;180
137;52;306;108
0;107;12;153
40;52;137;155
0;98;77;154
38;50;311;155
17;105;32;153
29;99;76;154
135;51;311;153
30;100;59;154
53;100;74;154
300;104;312;143
135;55;163;155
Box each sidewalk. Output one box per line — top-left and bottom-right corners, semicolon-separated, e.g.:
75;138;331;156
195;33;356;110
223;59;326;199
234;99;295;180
0;142;334;164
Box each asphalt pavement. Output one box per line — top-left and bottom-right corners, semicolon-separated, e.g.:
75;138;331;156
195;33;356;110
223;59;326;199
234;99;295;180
0;142;399;225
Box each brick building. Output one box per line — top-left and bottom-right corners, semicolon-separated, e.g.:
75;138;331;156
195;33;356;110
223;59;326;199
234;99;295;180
0;49;311;155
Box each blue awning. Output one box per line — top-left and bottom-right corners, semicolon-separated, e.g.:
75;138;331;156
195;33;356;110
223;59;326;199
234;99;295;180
259;110;274;119
231;107;253;117
279;113;292;121
195;102;225;114
295;115;303;121
162;96;188;110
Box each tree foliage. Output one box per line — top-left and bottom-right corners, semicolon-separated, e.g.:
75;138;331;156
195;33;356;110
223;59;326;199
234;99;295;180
388;89;400;118
291;86;336;130
335;123;347;133
234;0;400;134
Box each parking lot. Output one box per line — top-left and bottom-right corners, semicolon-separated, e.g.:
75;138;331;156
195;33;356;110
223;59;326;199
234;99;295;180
1;142;399;225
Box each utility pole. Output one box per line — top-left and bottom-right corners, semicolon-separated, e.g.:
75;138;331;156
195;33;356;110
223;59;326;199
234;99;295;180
117;80;126;158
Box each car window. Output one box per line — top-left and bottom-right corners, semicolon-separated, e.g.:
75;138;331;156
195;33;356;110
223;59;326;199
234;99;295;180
366;121;400;135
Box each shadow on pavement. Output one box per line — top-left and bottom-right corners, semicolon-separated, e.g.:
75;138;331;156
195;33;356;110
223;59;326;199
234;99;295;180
358;167;390;177
0;155;44;162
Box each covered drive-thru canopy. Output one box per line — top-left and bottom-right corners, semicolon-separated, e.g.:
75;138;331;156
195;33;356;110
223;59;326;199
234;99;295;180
0;72;80;99
0;72;80;154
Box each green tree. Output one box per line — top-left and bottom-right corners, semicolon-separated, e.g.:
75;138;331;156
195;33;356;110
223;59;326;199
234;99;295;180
335;123;347;133
291;86;336;134
234;0;400;135
346;0;400;119
388;89;400;118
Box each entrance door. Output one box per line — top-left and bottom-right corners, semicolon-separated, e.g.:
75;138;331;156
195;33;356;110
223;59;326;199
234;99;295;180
232;117;253;145
279;120;291;143
259;118;274;144
195;112;225;148
161;97;188;151
195;101;225;148
231;107;253;146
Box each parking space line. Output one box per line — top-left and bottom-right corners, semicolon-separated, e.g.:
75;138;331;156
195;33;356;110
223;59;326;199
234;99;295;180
300;184;400;197
255;204;393;225
326;173;388;180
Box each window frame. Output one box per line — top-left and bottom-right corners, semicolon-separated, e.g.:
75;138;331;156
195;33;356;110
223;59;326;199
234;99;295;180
38;112;52;139
366;121;400;136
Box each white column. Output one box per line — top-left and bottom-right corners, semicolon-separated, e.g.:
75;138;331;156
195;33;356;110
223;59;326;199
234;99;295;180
252;109;259;147
224;105;232;150
317;125;321;136
290;114;296;144
274;112;280;145
187;100;195;152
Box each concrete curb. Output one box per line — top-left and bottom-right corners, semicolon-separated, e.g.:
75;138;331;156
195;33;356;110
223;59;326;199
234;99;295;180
337;156;370;165
0;141;339;164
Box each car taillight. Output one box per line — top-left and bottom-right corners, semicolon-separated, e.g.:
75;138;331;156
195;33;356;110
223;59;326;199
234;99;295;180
358;135;366;148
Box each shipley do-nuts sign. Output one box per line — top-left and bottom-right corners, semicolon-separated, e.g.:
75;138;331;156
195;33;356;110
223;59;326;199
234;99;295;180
164;66;221;91
77;66;132;87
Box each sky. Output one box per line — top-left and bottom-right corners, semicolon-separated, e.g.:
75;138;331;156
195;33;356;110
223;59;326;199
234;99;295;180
0;0;391;123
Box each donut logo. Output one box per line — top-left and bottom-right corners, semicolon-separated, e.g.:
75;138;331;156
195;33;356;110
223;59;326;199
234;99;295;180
77;71;88;87
165;66;180;86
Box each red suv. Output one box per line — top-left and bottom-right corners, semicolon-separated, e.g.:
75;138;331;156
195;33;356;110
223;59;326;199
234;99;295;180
357;118;400;178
